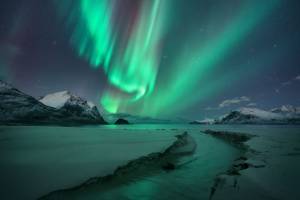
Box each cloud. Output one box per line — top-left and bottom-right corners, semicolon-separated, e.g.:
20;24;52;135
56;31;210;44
275;75;300;93
219;96;250;108
205;96;254;111
281;81;291;86
247;102;257;107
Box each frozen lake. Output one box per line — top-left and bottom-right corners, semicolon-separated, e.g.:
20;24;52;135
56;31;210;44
0;125;299;200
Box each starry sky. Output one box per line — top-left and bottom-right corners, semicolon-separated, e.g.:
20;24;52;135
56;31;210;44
0;0;299;120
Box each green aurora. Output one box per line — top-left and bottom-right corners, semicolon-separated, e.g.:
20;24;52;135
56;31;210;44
57;0;280;117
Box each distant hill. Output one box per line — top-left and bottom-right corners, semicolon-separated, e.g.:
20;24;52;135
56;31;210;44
216;107;300;124
191;106;300;125
103;113;185;124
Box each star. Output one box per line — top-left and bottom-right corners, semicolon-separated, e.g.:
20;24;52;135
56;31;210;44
52;40;57;46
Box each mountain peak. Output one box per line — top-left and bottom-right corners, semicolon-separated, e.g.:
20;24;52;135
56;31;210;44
39;90;97;110
38;90;103;121
39;91;73;109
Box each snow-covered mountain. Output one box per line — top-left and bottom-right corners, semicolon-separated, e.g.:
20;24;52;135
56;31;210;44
217;106;300;124
39;91;103;121
40;91;74;109
0;80;106;125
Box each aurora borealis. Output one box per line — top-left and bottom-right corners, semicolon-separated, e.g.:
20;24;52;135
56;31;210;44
1;0;300;119
57;0;168;113
57;0;279;115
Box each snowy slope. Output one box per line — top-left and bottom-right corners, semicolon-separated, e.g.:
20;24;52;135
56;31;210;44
39;91;72;109
40;91;96;111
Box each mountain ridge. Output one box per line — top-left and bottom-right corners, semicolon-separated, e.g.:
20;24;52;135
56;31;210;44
0;80;106;125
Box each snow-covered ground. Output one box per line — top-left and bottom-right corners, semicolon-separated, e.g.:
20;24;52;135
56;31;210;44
0;126;178;200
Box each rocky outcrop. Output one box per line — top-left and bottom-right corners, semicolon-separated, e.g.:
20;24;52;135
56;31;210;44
114;118;130;125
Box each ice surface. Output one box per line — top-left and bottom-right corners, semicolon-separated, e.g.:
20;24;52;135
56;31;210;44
1;125;299;200
38;126;241;200
0;126;178;200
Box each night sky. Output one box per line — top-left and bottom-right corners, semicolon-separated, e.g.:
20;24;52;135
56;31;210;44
0;0;299;120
